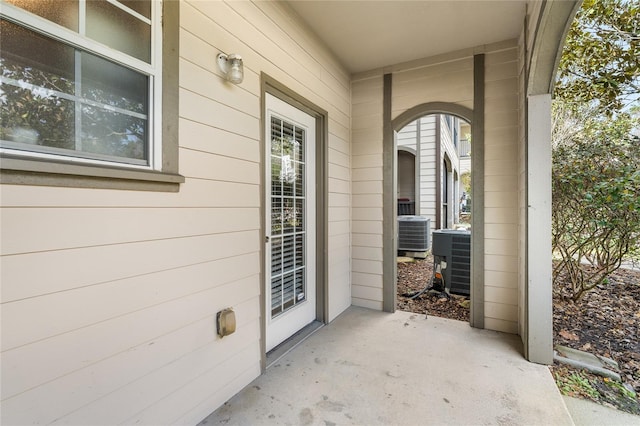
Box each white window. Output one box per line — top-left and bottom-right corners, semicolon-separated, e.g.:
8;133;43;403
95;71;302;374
0;0;161;169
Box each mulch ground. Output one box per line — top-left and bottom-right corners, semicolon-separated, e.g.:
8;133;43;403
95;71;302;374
396;256;470;322
397;254;640;415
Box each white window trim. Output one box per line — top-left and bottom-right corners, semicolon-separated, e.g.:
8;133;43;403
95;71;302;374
0;0;163;171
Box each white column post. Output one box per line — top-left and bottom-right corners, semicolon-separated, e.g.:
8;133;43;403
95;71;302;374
526;94;553;364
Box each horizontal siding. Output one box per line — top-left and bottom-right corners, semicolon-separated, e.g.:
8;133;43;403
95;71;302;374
180;118;260;163
348;41;521;335
3;253;259;354
391;55;472;228
483;44;520;332
126;338;260;425
0;178;260;208
179;88;259;140
351;74;383;309
0;1;351;424
2;230;259;304
351;297;383;311
1;207;259;256
392;57;474;118
65;336;260;425
417;116;438;219
2;291;260;425
396;114;441;223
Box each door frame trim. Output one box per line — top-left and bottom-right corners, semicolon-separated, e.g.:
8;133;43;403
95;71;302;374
260;74;328;372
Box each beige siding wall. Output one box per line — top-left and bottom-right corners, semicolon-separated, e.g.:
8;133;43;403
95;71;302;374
397;120;418;151
440;116;459;176
418;118;438;219
351;74;384;309
440;115;462;228
0;2;350;424
397;116;438;223
397;115;465;227
350;42;521;333
483;42;520;334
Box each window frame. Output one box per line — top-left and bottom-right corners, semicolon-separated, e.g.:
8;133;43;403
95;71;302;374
0;0;183;191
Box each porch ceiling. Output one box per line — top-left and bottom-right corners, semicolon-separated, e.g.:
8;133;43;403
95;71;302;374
285;0;527;73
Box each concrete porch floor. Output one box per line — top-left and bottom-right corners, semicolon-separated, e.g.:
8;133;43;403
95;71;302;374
200;307;573;425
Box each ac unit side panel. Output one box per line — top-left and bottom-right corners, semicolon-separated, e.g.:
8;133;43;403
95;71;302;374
431;230;471;295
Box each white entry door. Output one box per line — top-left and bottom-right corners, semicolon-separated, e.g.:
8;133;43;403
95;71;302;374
265;93;316;352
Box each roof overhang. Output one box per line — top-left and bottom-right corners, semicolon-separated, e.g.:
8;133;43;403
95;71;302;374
285;0;528;74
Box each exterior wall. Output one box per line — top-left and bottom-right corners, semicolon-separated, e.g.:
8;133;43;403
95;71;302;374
351;74;384;310
440;115;461;228
397;116;437;222
351;41;521;333
0;1;351;424
397;115;463;228
440;116;460;179
417;118;438;219
483;43;520;334
397;119;418;151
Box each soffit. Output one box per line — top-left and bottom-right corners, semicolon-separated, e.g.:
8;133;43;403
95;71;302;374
285;1;527;74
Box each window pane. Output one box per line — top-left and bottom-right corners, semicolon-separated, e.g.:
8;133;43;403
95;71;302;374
81;105;147;161
81;52;148;114
4;0;79;31
0;85;76;151
119;0;151;19
86;0;151;63
1;20;76;150
0;19;75;94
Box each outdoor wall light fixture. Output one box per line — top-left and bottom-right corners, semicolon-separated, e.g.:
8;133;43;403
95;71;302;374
216;53;244;84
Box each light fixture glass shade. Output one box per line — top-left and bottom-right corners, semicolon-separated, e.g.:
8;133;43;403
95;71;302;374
217;53;244;84
227;55;244;84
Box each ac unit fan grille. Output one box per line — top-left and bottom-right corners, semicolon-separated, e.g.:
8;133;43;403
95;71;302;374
398;216;430;251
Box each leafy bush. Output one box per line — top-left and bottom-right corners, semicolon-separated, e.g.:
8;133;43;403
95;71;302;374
552;105;640;301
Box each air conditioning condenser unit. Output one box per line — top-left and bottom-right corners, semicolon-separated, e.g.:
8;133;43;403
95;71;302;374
398;216;431;253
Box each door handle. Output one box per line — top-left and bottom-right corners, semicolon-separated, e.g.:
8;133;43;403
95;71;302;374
265;235;270;243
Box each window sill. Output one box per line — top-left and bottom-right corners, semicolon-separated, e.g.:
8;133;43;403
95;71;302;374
1;155;184;192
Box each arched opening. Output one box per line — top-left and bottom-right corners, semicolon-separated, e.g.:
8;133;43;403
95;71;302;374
394;108;475;324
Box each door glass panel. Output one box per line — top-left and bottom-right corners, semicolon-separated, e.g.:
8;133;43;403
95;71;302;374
271;276;282;316
271;198;282;235
295;162;304;197
270;115;307;318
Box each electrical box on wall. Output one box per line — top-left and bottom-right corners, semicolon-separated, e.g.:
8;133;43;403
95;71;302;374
217;308;236;338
